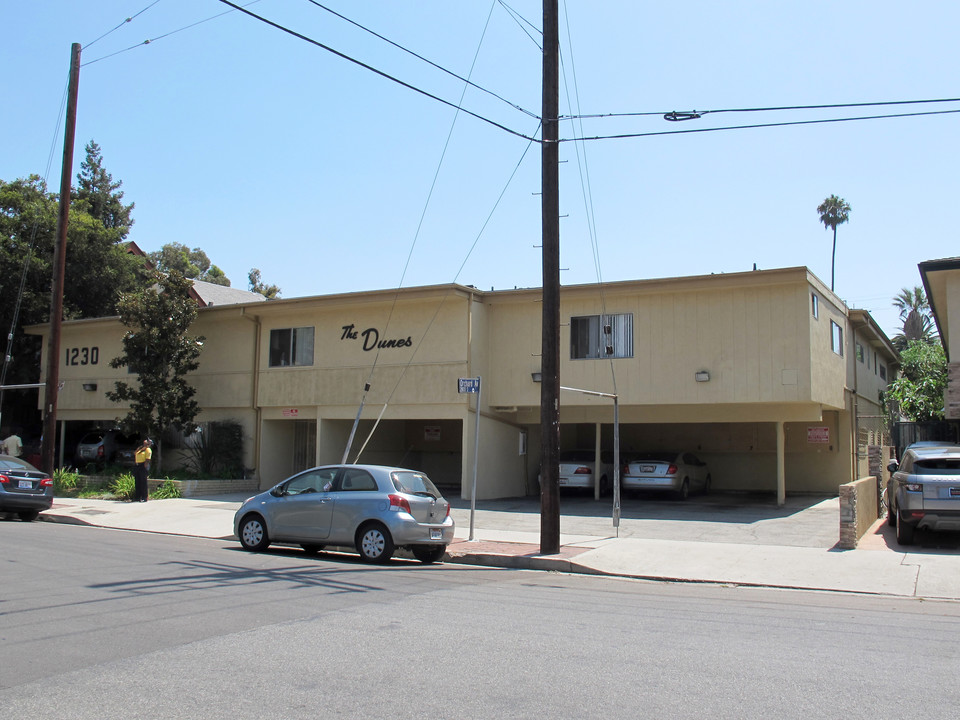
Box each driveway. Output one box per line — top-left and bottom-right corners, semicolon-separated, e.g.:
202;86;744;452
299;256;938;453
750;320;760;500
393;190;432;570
450;492;841;549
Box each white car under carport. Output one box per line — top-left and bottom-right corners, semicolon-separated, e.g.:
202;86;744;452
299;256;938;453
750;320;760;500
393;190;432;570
622;451;711;500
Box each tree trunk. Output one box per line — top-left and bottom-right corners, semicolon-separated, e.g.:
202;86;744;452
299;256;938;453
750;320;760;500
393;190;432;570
831;227;837;291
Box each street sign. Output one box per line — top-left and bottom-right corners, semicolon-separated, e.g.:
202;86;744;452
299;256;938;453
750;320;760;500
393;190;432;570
458;377;480;394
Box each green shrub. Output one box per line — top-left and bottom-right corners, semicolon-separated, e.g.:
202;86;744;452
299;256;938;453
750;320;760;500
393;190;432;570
53;467;81;494
151;478;182;500
186;421;244;478
110;473;136;501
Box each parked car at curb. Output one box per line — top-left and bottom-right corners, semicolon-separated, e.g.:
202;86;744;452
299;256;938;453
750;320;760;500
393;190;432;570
622;451;711;500
0;454;53;521
887;445;960;545
234;464;455;563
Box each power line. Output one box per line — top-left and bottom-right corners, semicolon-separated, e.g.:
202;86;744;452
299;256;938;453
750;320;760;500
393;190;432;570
496;0;542;49
82;1;266;67
567;96;960;121
303;0;538;119
563;108;960;143
215;0;537;142
84;0;162;50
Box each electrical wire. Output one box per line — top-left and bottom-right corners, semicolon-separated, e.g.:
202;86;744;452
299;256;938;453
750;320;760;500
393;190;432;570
303;0;538;119
348;2;540;462
84;0;163;50
496;0;542;49
0;78;72;418
350;125;539;464
348;1;501;462
560;0;618;400
82;1;265;67
215;0;537;142
569;96;960;121
562;108;960;143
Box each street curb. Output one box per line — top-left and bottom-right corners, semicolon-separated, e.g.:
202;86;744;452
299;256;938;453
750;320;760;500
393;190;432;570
445;551;588;574
37;513;92;528
37;512;236;541
442;551;919;598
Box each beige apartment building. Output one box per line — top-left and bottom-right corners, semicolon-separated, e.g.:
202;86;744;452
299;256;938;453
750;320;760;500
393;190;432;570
31;266;897;501
921;257;960;420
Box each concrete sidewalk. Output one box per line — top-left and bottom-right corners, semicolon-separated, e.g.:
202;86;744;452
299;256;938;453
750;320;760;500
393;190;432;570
32;494;960;600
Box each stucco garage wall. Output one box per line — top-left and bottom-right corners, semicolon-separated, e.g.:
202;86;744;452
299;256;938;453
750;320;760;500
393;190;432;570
473;415;527;499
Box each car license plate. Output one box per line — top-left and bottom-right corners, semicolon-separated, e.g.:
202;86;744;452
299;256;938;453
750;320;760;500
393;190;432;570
640;465;655;473
559;478;567;485
430;529;442;540
19;480;32;489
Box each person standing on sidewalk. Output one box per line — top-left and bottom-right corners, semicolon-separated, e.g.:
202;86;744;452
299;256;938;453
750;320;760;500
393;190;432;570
2;428;23;457
134;438;152;502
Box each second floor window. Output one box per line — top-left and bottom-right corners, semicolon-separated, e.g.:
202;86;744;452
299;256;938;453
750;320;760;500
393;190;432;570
269;327;314;367
830;321;844;356
571;313;633;359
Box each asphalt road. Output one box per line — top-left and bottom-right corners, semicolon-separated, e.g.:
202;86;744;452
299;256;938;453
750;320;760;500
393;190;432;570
3;520;960;719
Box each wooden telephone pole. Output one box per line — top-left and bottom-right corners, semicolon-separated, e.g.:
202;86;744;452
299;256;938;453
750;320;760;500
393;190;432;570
539;0;560;554
40;42;81;474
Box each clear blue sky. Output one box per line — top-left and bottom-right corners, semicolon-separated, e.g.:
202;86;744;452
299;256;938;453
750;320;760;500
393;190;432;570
4;1;958;338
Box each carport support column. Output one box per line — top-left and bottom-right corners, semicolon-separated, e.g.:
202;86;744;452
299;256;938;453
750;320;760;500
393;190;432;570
594;423;601;501
776;421;786;507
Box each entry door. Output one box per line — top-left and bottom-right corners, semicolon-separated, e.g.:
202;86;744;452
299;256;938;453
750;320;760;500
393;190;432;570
292;420;317;474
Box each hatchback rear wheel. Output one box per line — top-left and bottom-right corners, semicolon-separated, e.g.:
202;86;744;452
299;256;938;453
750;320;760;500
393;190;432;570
356;522;394;563
18;510;40;522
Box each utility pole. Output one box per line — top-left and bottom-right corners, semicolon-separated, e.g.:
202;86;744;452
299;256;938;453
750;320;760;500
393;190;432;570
539;0;560;555
41;42;81;474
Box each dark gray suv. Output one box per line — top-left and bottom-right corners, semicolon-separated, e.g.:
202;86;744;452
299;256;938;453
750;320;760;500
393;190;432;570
74;429;138;469
887;446;960;545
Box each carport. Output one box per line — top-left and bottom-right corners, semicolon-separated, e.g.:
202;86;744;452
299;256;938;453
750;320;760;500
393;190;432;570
258;416;464;491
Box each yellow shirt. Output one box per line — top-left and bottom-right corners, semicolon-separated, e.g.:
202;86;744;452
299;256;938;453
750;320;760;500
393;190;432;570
135;446;152;464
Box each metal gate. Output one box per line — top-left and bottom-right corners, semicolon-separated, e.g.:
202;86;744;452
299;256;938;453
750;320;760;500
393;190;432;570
892;420;960;457
292;420;316;473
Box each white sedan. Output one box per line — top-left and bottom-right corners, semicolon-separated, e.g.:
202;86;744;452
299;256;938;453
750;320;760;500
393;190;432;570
557;449;614;494
622;451;711;500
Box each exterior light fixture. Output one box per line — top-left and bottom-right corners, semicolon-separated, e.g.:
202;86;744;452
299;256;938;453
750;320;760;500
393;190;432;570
531;372;542;383
695;371;710;383
82;383;98;391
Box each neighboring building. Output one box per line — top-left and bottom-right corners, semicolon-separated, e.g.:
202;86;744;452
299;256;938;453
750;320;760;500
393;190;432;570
189;279;267;307
28;266;897;501
920;257;960;419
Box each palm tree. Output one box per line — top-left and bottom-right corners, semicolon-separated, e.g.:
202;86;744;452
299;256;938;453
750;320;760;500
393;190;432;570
892;285;936;351
817;195;851;291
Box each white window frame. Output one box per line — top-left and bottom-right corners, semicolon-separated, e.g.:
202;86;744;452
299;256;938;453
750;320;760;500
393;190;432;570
830;320;843;356
269;326;315;367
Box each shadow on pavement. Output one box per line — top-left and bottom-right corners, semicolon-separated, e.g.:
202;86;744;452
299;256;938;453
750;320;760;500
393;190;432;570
865;521;960;554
